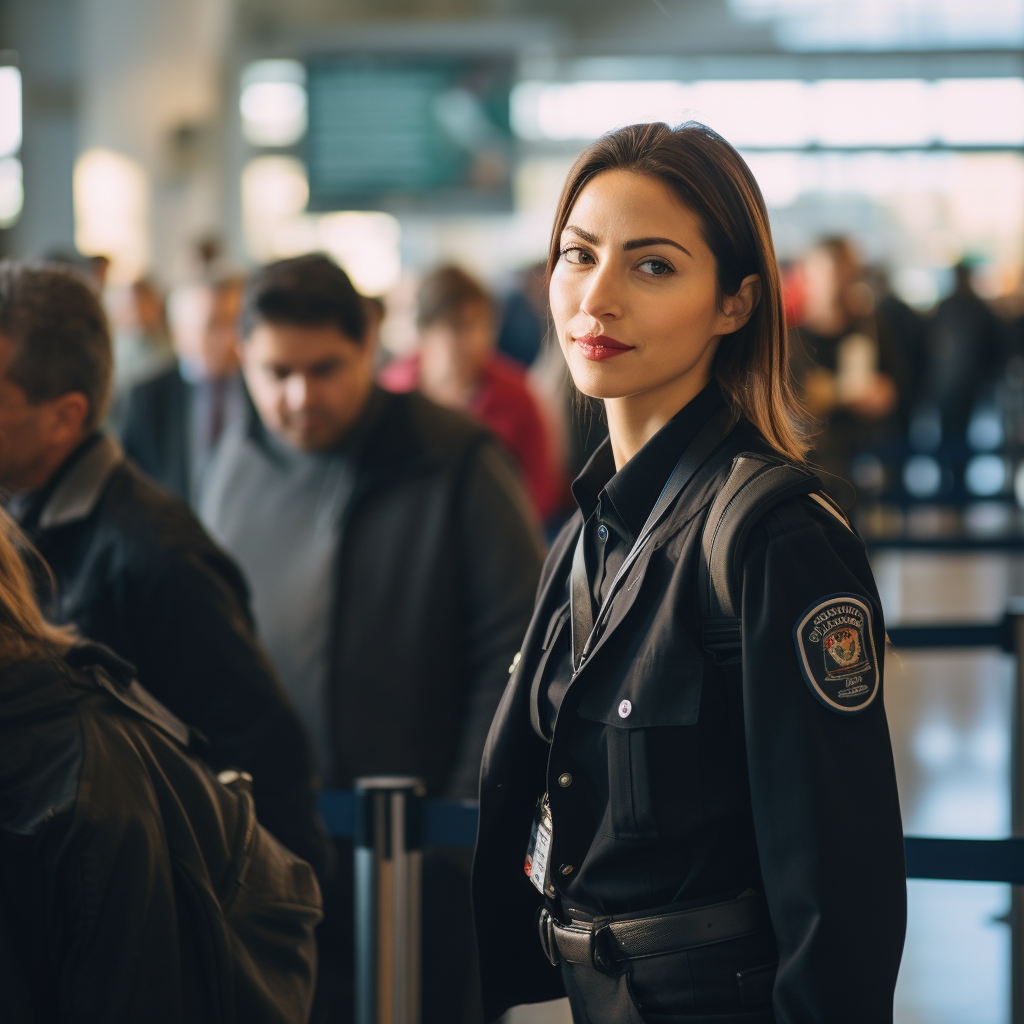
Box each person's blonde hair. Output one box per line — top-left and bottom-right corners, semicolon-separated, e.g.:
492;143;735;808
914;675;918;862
0;506;75;666
546;121;808;461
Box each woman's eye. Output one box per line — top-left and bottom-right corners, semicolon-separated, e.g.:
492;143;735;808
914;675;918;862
638;258;673;277
561;246;594;266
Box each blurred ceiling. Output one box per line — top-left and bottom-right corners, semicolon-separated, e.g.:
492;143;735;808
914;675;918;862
236;0;1024;58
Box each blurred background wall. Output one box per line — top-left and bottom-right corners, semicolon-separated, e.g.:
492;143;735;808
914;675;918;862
3;0;1022;298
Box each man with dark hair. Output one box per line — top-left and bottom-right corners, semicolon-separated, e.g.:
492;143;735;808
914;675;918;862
119;276;247;505
200;253;544;1023
0;259;330;880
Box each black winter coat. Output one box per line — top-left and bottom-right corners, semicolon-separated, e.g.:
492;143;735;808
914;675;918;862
472;417;906;1023
203;388;546;799
0;644;322;1024
7;433;330;878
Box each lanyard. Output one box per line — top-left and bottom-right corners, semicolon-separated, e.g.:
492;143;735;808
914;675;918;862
570;406;734;671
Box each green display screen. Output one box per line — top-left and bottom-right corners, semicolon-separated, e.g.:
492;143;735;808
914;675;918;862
306;56;513;213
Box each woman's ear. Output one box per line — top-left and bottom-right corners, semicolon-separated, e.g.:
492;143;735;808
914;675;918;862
718;274;761;335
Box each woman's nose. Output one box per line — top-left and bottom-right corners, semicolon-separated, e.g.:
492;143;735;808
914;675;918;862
579;261;623;321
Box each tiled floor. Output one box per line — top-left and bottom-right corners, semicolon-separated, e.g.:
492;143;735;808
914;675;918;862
502;551;1024;1024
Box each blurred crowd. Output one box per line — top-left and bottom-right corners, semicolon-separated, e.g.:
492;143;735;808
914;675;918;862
785;239;1021;510
94;236;1024;525
0;233;1018;1023
100;247;601;535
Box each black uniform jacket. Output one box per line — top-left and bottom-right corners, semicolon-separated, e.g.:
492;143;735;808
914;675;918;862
6;432;331;879
0;643;321;1024
472;407;906;1023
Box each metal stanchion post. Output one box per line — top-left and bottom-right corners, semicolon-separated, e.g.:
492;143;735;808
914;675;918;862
354;777;425;1024
1009;600;1024;1024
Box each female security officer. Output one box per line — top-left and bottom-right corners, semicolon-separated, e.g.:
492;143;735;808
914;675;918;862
472;122;906;1024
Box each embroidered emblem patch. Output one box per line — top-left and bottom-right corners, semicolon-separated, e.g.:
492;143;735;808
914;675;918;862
793;594;879;714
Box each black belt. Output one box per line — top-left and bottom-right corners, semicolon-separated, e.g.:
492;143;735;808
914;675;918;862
538;891;772;971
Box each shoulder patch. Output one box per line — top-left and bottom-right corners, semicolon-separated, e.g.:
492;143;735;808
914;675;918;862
793;593;879;714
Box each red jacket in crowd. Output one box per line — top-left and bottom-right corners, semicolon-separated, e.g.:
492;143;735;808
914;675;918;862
380;352;564;521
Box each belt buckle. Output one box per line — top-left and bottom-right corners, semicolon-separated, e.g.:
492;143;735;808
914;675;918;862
590;920;617;975
538;907;560;967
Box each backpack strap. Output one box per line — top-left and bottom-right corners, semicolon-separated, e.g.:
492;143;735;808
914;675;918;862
65;643;197;750
92;667;193;749
698;455;835;666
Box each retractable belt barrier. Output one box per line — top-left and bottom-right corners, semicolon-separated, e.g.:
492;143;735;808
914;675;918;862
871;595;1024;1022
329;604;1024;1021
869;535;1024;552
320;789;479;849
320;792;1024;885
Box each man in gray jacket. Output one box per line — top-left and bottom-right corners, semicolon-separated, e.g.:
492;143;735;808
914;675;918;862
200;254;544;1023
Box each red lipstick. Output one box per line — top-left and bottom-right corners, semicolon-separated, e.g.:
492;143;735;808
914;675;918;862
574;334;634;361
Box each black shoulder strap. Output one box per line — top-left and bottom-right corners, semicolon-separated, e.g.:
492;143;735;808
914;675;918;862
700;455;824;620
699;455;849;665
571;406;735;670
89;665;192;749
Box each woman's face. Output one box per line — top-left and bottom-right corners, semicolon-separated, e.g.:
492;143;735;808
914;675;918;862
550;169;752;404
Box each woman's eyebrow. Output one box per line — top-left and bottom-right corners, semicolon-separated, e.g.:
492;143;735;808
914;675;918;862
623;236;693;258
563;225;599;244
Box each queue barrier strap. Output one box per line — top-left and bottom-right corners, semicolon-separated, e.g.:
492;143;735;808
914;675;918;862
318;602;1024;884
905;837;1024;885
319;790;479;848
887;621;1012;651
318;792;1024;885
868;536;1024;552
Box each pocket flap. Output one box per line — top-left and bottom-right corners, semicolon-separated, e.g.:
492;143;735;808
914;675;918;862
576;624;705;728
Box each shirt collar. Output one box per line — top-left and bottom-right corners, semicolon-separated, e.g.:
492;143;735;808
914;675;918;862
570;381;725;540
7;432;124;532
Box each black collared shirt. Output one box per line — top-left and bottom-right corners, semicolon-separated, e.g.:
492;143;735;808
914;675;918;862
539;383;724;739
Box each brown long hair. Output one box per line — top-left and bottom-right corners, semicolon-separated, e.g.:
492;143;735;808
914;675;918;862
0;506;75;667
546;121;808;461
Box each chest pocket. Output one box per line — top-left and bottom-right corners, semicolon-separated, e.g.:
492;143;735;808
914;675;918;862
575;614;706;841
575;608;706;727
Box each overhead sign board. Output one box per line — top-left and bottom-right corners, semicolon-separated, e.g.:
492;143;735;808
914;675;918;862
306;56;513;213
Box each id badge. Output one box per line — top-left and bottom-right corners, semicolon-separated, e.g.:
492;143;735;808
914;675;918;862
524;792;553;895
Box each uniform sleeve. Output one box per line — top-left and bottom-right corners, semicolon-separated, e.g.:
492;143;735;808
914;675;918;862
446;440;546;800
740;497;906;1023
121;541;332;881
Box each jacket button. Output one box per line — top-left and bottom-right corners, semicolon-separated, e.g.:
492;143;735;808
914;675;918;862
558;773;572;788
508;651;521;675
560;864;574;876
618;699;632;718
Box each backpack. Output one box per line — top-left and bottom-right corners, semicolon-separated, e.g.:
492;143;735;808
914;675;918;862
71;647;323;1024
697;453;852;669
